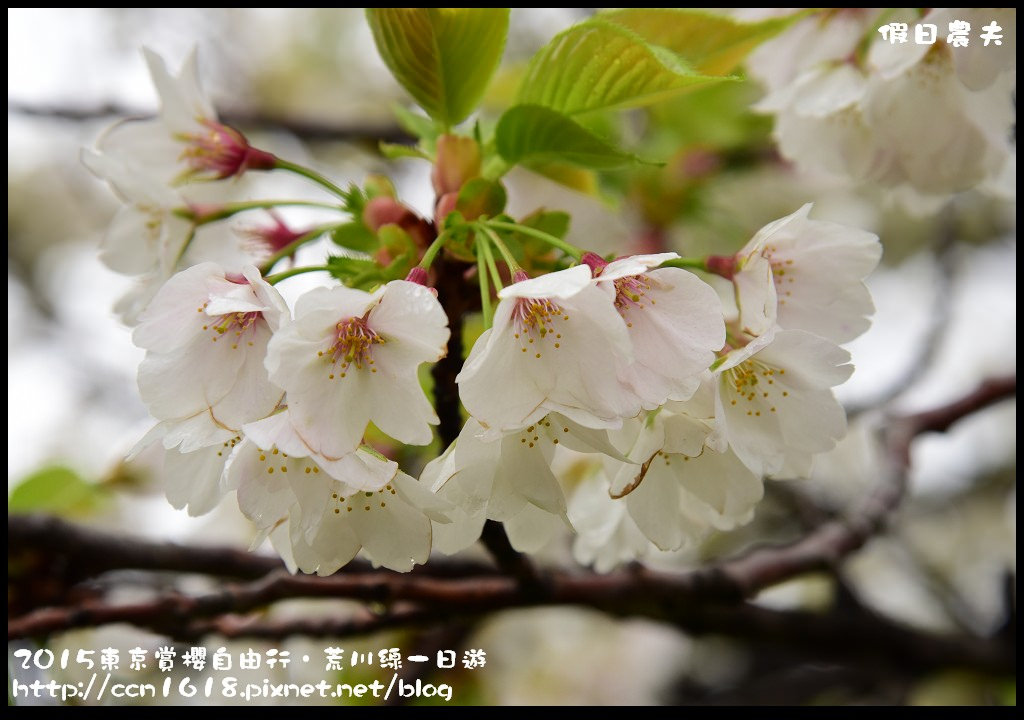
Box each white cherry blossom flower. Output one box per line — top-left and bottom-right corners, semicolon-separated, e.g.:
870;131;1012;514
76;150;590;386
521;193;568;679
133;262;287;452
422;418;570;554
585;252;725;409
569;462;663;573
87;49;274;189
422;415;621;553
752;9;1015;210
265;279;449;460
607;410;763;552
733;204;881;343
82;150;195;277
457;265;639;435
162;438;238;516
862;44;1015;203
712;328;852;478
226;436;450;574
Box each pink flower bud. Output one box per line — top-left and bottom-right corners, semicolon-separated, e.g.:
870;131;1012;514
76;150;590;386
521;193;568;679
434;192;459;222
432;134;481;197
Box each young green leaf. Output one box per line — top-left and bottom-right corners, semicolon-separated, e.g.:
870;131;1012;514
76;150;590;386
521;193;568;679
496;104;643;170
331;222;379;253
600;8;796;76
8;466;107;516
518;18;732;116
367;8;511;127
455;178;507;220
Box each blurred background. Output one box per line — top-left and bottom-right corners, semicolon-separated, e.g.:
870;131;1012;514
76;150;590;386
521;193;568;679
7;8;1016;705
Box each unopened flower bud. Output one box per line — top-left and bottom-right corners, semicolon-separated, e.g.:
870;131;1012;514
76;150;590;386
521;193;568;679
431;134;481;197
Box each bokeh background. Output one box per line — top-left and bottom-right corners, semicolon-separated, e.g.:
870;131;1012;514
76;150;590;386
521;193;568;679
8;8;1016;705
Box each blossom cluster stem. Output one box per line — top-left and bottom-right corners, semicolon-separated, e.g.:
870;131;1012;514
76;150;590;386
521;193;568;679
259;223;346;275
476;224;520;273
484;220;583;261
477;243;493;330
273;157;351;200
181;199;345;225
263;264;331;285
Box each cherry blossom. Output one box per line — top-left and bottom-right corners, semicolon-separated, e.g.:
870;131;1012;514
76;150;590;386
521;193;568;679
712;328;852;478
88;49;273;188
227;436;450;574
732;204;881;343
585;252;725;409
457;265;640;435
752;9;1016;209
133;262;287;452
265;279;449;460
422;418;571;554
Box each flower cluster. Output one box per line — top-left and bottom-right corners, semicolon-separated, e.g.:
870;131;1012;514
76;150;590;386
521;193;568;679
89;48;881;574
749;8;1016;212
429;206;880;565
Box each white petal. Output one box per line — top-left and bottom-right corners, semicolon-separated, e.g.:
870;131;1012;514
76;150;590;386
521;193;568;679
289;513;362;576
498;264;592;300
348;473;432;572
320;450;398;493
493;429;565;516
457;308;550;433
143;47;215;135
431;506;487;555
618;267;724;407
599;252;679;281
734;254;778;339
133;263;224;352
231;440;295;530
162;443;230;516
392;472;452;524
243;412;311;458
369;280;449;363
755;330;852;390
659;411;712;457
157;411;235;453
625;462;688;551
674;448;763;531
504;504;567;553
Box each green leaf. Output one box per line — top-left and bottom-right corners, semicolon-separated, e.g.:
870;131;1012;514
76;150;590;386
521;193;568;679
524;209;570;238
377;224;417;259
379;142;431;161
500;210;573;267
8;466;106;515
326;256;387;290
600;9;795;76
439;210;477;262
367;8;511;127
523;162;601;195
391;104;441;143
495;104;643;170
339;184;369;217
518;18;731;116
331;222;379;253
455;178;507;220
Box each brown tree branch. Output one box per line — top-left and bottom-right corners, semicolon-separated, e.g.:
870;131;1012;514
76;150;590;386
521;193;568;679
8;100;413;145
8;571;1013;675
7;375;1016;674
430;251;542;589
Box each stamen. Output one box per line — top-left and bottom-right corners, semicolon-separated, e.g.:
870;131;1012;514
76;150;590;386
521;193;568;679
324;315;385;374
